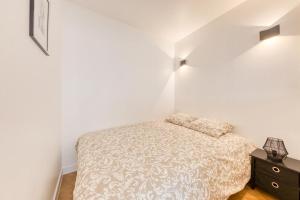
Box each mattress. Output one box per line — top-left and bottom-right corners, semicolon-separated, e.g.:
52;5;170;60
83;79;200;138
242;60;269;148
74;121;255;200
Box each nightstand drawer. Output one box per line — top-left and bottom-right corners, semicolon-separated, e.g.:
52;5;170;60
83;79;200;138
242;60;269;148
256;158;299;187
256;171;299;200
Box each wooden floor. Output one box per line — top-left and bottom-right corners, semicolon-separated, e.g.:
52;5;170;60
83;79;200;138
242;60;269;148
58;172;277;200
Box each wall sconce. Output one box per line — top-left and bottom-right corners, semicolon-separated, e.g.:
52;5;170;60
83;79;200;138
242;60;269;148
260;25;280;41
180;59;187;67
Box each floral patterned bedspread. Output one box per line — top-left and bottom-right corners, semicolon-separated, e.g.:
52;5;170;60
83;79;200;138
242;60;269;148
74;121;255;200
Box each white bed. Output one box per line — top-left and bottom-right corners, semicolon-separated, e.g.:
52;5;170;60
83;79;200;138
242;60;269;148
74;121;255;200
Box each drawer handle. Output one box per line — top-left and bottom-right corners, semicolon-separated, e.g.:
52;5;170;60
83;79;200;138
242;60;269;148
271;182;279;189
272;166;280;173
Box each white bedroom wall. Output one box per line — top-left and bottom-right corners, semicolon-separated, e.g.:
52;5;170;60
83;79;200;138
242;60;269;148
62;1;174;171
175;0;300;159
0;1;61;200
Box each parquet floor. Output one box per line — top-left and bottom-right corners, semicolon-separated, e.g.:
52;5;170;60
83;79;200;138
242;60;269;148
58;172;277;200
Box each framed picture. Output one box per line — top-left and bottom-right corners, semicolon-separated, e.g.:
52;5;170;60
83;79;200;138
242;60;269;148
29;0;50;56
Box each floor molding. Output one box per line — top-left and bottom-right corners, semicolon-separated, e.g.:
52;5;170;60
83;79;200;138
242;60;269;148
62;163;77;175
53;169;63;200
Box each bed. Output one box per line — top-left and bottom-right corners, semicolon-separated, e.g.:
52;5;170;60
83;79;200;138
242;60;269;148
74;120;255;200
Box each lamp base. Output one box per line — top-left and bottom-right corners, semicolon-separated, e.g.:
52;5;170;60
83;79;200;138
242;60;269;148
267;155;285;163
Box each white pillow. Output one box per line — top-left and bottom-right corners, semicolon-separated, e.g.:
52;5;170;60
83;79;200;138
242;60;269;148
165;113;197;127
189;118;234;138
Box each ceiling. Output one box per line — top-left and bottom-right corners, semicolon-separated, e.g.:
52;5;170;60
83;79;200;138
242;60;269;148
70;0;247;43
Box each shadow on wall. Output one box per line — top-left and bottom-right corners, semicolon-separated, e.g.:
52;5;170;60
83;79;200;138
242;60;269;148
174;0;300;159
184;25;261;69
175;0;300;70
274;5;300;36
62;0;176;169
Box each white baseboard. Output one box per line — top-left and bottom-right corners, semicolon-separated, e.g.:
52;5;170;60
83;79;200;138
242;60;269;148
62;163;77;175
53;169;63;200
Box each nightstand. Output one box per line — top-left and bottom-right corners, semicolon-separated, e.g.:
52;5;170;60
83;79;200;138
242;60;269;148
250;149;300;200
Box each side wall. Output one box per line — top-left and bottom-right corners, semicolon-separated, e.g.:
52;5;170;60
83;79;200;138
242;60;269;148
0;0;62;199
62;1;174;170
175;0;300;158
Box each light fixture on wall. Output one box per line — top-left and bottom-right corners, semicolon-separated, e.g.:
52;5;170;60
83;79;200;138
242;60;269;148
180;59;187;67
260;25;280;41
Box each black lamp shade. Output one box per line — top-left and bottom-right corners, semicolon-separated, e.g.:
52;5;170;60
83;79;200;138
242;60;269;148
180;59;187;67
263;137;288;162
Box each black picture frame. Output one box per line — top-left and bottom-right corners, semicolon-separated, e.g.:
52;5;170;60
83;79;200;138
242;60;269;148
29;0;50;56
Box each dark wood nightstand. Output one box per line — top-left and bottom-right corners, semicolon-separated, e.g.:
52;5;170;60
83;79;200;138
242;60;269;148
250;149;300;200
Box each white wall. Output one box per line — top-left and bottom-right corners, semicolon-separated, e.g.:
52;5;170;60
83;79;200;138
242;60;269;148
62;1;174;170
175;0;300;159
0;1;62;200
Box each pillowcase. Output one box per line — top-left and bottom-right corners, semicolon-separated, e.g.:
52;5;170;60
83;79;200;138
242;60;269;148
165;113;197;127
189;118;234;138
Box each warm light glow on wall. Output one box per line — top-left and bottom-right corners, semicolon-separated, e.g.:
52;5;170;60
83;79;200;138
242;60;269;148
260;36;280;46
177;64;190;73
